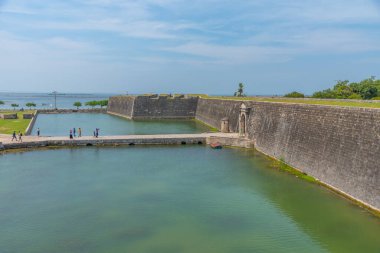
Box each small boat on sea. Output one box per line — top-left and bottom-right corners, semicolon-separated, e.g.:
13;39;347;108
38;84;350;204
210;142;222;149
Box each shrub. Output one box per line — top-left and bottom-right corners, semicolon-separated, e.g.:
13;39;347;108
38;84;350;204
348;94;362;99
284;91;305;98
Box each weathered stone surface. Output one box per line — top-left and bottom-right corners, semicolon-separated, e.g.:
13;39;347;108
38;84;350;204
23;113;34;119
247;102;380;211
108;95;198;119
25;112;38;136
107;96;135;118
196;98;242;132
196;98;380;210
0;113;18;119
1;133;237;150
206;136;254;148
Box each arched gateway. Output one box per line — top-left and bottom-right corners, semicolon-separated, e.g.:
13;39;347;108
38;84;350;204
239;103;249;138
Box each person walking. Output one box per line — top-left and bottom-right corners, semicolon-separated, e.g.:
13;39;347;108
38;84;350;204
37;128;40;137
11;131;17;141
69;130;73;139
95;128;99;138
73;128;76;137
78;128;82;137
18;131;23;142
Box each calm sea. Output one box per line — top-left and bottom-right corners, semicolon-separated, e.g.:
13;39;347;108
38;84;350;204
0;92;115;109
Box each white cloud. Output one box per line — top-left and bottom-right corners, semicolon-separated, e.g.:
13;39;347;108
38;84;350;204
1;0;380;92
163;42;293;64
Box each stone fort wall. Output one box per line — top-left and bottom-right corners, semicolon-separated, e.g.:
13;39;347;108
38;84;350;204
133;96;198;119
196;98;380;211
107;96;136;118
108;95;198;119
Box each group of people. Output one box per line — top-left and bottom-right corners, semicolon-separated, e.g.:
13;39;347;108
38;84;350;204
11;127;101;141
69;127;82;139
11;131;23;142
68;128;100;139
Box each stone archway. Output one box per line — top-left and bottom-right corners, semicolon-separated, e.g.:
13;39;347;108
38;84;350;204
239;103;249;138
240;113;246;136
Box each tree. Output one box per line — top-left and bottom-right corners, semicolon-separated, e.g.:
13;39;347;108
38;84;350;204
85;100;98;108
11;104;19;110
284;91;305;98
312;89;337;99
359;84;377;100
98;100;108;108
0;100;4;107
25;102;36;110
234;83;245;97
333;80;353;99
312;77;380;100
73;102;82;109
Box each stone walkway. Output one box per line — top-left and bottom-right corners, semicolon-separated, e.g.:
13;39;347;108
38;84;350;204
0;133;240;150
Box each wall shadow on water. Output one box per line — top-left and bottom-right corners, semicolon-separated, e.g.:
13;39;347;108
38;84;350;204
235;148;380;253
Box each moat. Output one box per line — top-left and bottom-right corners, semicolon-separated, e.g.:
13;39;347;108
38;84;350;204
31;113;211;136
0;146;379;253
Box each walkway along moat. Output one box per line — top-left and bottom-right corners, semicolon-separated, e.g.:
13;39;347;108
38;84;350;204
0;133;247;150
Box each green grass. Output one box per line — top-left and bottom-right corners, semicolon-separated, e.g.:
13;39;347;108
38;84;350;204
191;95;380;109
0;111;35;134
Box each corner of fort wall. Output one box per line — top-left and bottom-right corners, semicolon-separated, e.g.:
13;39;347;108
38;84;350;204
107;96;136;118
108;95;198;119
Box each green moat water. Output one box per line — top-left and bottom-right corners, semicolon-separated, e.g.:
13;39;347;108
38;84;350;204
31;113;211;136
0;146;379;253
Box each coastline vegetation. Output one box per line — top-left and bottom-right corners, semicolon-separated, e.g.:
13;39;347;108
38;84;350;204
11;104;19;110
25;102;36;110
312;77;380;100
73;101;82;109
84;100;108;108
284;91;305;98
234;83;246;97
189;77;380;108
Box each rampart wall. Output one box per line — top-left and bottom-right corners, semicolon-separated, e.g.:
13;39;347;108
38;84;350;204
195;99;241;131
108;95;198;119
106;96;135;118
196;98;380;211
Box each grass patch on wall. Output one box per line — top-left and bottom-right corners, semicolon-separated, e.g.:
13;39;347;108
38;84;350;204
0;111;35;134
193;95;380;109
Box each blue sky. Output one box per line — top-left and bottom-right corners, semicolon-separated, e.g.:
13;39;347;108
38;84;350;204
1;0;380;95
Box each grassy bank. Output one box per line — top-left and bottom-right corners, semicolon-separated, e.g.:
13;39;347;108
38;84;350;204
194;95;380;109
0;111;35;134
